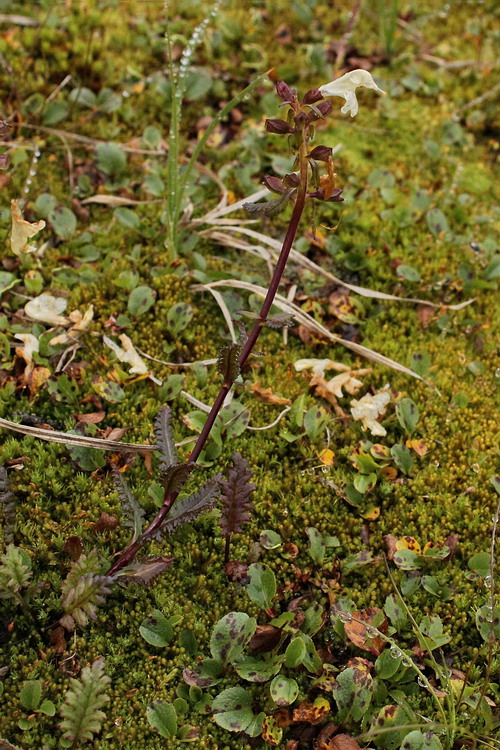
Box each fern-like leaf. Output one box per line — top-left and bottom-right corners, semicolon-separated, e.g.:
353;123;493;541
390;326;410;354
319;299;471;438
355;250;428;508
59;550;113;631
0;544;32;598
217;343;242;385
154;406;177;473
160;462;194;495
59;658;110;745
218;453;256;537
150;475;221;540
112;468;145;544
0;467;15;546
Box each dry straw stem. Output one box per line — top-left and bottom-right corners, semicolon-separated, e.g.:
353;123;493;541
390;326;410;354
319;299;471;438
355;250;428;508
198;189;474;312
193;279;432;384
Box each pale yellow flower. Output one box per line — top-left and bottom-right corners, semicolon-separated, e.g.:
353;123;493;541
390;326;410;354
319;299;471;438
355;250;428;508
319;70;385;117
350;385;391;436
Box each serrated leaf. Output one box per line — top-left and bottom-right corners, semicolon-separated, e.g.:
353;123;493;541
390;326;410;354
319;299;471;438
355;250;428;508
217;343;242;385
60;658;110;744
152;476;221;539
160;462;194;495
265;313;295;329
154;406;177;473
112;468;145;544
59;550;112;631
219;453;255;537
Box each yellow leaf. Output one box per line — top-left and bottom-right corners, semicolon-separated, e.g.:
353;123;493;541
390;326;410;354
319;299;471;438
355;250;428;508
406;439;429;456
395;536;421;554
318;448;335;466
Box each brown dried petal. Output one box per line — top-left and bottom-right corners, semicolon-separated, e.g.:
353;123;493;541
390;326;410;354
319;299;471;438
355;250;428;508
308;145;333;162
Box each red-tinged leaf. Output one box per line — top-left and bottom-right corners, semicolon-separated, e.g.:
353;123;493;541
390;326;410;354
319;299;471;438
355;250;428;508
292;697;330;724
218;453;256;537
329;733;362;750
92;512;119;532
113;556;174;586
160;462;194;495
217;343;242;385
152;475;221;538
344;608;387;656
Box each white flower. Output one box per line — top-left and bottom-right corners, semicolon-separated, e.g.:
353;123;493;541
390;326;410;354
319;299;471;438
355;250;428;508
103;334;148;375
10;199;45;256
294;358;333;378
350;385;391;436
24;294;68;326
318;69;385;117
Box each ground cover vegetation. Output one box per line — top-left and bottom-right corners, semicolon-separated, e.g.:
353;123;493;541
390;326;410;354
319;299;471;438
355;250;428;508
0;0;499;748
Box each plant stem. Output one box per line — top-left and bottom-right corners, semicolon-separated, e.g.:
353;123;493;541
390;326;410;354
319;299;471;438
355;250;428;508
108;133;309;577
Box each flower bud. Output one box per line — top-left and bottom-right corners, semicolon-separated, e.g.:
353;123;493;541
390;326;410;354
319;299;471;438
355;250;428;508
308;145;333;162
0;154;9;169
275;81;295;102
302;88;323;104
307;100;333;120
265;118;294;135
308;187;344;202
262;174;285;194
282;173;300;188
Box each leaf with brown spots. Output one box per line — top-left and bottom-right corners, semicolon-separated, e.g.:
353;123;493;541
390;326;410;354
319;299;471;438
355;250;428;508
262;715;283;745
328;290;359;324
406;438;429;456
292;697;330;725
344;608;387;656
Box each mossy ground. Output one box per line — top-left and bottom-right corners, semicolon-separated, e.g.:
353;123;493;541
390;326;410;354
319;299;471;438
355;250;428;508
0;1;499;748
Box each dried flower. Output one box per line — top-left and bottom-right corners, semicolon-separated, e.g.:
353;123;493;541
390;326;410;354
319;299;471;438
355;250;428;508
24;294;68;326
10;199;46;256
350;386;391;436
103;334;148;375
318;69;385;117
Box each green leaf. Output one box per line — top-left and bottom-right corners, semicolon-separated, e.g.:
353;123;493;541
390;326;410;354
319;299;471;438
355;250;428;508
233;654;284;683
410;351;431;378
20;680;41;711
468;551;490;578
95;142;127;176
259;529;282;549
38;699;56;716
114;207;141;229
128;285;156;316
270;675;299;706
246;563;276;610
375;649;401;679
49;206;77;240
284;637;306;668
393;548;421;571
298;632;322;673
475;605;500;642
390;445;414;475
42;101;68;125
139;610;174;647
417;615;451;650
400;730;443;750
354;472;377;493
395;398;419;434
184;70;213;100
34;193;57;218
384;594;407;631
69;87;97;107
209;612;256;664
146;701;177;738
396;264;421;282
332;666;374;722
426;208;449;236
211;687;254;733
304;405;328;441
92;378;125;403
166;302;193;335
301;602;325;636
183;658;223;688
306;527;339;565
421;576;452;600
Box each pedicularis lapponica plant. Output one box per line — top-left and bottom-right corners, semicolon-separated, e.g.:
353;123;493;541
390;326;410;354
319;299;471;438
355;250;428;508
107;69;385;577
